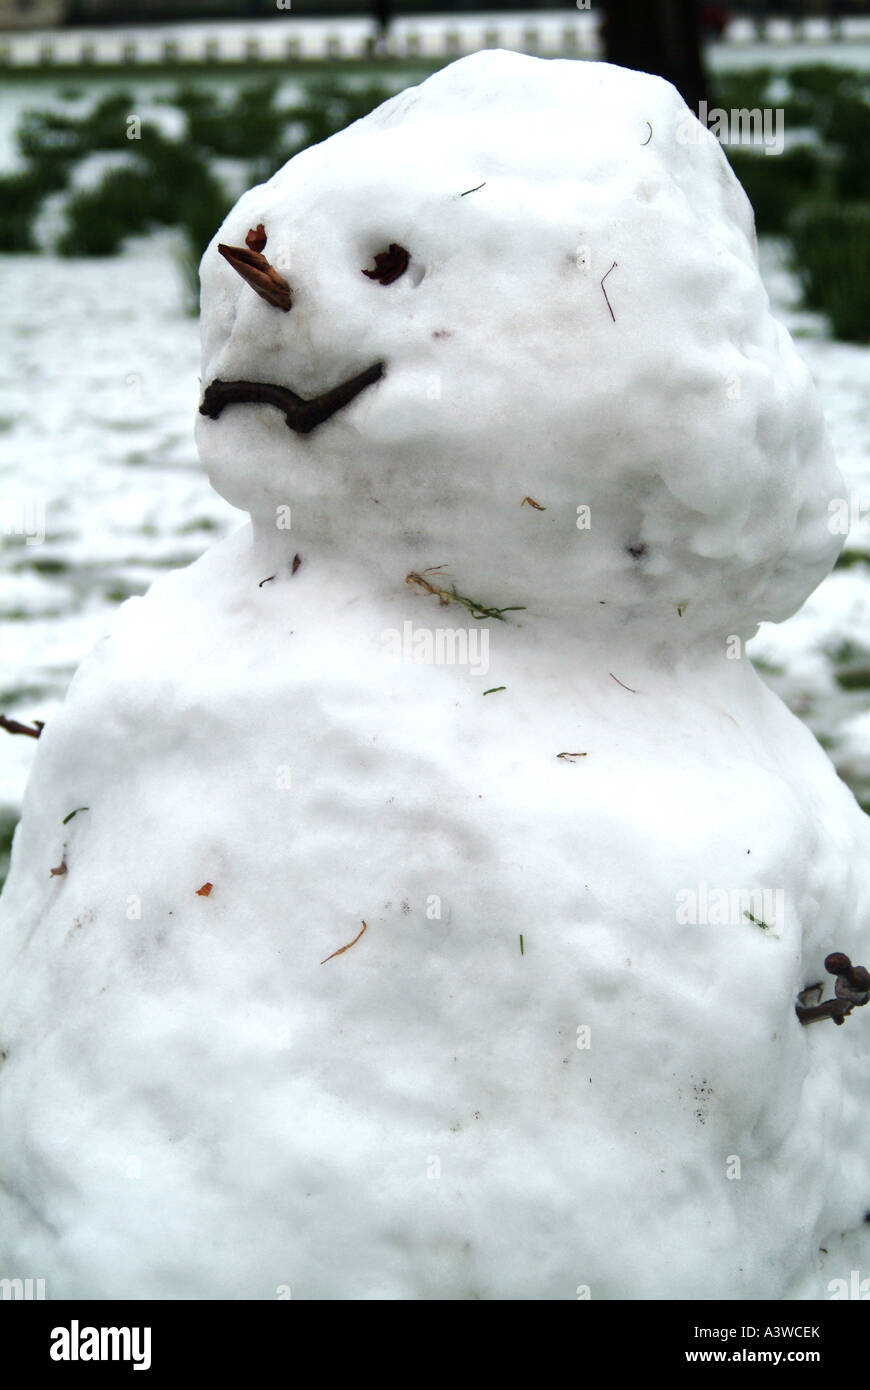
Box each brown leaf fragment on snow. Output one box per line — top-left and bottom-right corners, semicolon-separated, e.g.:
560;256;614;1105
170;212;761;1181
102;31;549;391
196;882;213;897
321;920;367;965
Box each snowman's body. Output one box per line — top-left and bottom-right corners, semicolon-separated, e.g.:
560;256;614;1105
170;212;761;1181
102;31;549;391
1;51;868;1299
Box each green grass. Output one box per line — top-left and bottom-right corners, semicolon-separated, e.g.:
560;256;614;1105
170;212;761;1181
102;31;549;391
0;811;19;895
711;63;867;340
824;95;870;201
835;550;870;570
830;639;864;665
102;585;143;604
10;556;69;575
788;201;870;343
0;684;49;705
713;66;870;337
3;74;403;305
0;168;53;250
175;517;221;535
834;666;870;691
726;145;829;235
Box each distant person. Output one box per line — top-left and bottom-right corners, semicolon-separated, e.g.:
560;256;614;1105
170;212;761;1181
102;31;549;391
371;0;393;56
747;0;769;39
700;4;728;41
828;1;846;39
373;0;393;38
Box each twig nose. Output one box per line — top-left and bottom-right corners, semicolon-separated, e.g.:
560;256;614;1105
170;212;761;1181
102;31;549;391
217;243;292;312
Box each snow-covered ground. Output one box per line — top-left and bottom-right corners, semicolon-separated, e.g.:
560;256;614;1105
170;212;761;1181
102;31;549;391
0;233;238;812
749;241;870;810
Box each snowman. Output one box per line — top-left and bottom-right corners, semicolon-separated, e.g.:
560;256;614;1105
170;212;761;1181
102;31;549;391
1;49;868;1300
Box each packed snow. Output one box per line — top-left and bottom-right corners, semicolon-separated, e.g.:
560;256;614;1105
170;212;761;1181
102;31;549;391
1;50;869;1300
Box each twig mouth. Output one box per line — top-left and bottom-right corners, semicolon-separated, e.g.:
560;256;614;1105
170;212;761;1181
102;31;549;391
199;362;385;435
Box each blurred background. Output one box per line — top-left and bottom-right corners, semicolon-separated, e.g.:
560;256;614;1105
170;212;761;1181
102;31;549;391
1;0;870;886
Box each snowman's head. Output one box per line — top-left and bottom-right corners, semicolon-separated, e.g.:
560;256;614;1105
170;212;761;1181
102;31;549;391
195;50;842;641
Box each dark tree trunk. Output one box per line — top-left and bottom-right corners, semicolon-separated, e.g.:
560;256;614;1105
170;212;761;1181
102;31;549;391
602;0;708;116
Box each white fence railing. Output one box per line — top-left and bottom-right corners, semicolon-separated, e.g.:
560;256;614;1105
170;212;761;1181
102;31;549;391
0;13;867;68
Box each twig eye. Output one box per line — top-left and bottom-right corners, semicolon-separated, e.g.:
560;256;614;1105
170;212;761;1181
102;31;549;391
362;244;410;285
